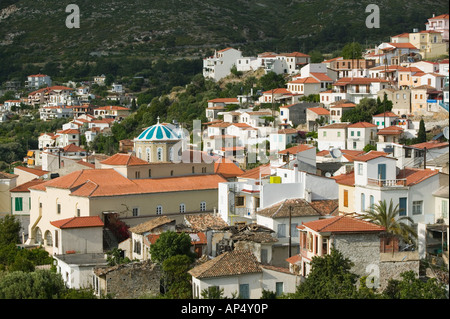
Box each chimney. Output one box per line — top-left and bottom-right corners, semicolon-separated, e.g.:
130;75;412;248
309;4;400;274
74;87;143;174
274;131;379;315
294;162;299;183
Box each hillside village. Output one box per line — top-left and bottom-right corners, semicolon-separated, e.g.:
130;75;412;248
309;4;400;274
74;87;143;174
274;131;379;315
0;13;449;299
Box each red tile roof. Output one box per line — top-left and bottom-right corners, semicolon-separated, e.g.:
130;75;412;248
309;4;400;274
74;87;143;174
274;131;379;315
307;107;330;115
301;215;385;233
332;171;355;186
10;178;46;192
377;126;404;135
14;166;49;176
208;98;239;103
397;168;439;186
30;169;227;197
373;111;399;118
100;153;149;166
239;164;271;180
62;143;85;153
348;122;377;128
188;249;262;279
289;77;320;84
50;216;104;229
278;144;314;155
214;158;245;178
310;72;333;82
95;105;130;111
353;151;391;162
409;140;449;150
428;14;449;20
387;43;418;49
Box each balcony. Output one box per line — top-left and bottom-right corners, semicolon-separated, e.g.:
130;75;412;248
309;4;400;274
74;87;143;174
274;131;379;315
367;178;407;187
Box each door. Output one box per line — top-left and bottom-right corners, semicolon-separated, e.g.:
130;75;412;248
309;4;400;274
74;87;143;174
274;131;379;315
378;164;386;180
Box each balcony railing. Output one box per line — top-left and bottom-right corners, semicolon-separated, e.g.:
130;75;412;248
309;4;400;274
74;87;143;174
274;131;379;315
367;178;407;187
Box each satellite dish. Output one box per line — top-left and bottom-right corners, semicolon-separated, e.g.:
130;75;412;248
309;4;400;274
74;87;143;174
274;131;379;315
325;172;332;178
330;148;342;158
443;127;449;140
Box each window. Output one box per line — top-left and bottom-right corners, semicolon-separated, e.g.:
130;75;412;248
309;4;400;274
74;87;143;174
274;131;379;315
57;203;61;214
135;171;140;179
239;284;250;299
322;237;329;255
149;169;152;177
412;201;423;215
291;223;298;238
235;196;245;207
179;203;186;213
77;208;81;217
370;195;374;210
337;132;341;138
351;131;354;136
15;197;23;212
45;231;53;247
357;163;363;175
157;147;163;161
156;205;163;215
399;197;407;216
277;224;286;238
132;207;139;217
357;131;361;137
442;200;448;218
343;190;349;207
200;201;206;212
361;193;366;212
275;282;284;296
323;131;327;137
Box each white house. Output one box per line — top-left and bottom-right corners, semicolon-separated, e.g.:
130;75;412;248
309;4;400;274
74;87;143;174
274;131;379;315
317;123;350;151
203;48;243;81
346;122;378;151
26;74;52;89
352;151;442;228
188;249;300;299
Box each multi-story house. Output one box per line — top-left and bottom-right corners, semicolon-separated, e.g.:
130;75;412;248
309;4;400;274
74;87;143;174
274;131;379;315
39;105;74;121
372;111;399;129
277;52;311;75
93;105;130;120
377;89;411;116
331;59;376;78
287;77;321;96
352;151;442;228
409;30;447;60
397;67;425;89
377;42;420;65
426;13;449;43
329;102;356;124
295;215;385;278
26;74;52;89
203;47;243;81
346;121;378;151
411;85;436;116
306;107;330;131
317;122;349;151
331;77;390;105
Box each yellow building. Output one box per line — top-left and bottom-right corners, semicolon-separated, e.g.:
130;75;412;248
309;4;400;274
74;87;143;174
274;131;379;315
28;168;227;254
0;171;18;215
409;30;447;59
332;172;355;215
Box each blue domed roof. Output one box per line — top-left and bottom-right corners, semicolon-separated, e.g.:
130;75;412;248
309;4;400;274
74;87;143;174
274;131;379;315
136;121;180;141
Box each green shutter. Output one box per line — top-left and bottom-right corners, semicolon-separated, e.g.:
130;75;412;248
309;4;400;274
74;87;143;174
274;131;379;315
15;197;23;212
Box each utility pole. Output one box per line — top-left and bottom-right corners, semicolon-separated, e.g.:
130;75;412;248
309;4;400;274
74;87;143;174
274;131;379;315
289;205;292;258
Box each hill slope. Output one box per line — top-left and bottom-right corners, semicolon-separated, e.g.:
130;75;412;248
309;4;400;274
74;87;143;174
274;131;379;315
1;0;447;62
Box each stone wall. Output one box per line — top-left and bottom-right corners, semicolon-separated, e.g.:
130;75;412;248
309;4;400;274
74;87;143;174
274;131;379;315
98;260;162;299
378;251;420;291
333;233;381;278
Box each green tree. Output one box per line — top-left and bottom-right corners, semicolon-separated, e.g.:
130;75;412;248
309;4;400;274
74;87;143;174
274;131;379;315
106;248;131;266
417;119;426;143
257;72;286;91
0;215;21;246
341;42;363;59
291;248;358;299
161;254;193;298
382;270;447;299
0;270;66;299
363;144;377;153
359;199;417;244
150;231;195;264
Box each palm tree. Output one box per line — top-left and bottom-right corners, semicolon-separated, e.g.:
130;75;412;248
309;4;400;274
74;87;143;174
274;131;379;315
359;199;417;245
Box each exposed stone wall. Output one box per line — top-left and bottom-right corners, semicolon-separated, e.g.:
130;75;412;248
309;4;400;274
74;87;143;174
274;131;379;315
332;233;381;278
102;260;162;299
378;251;420;291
